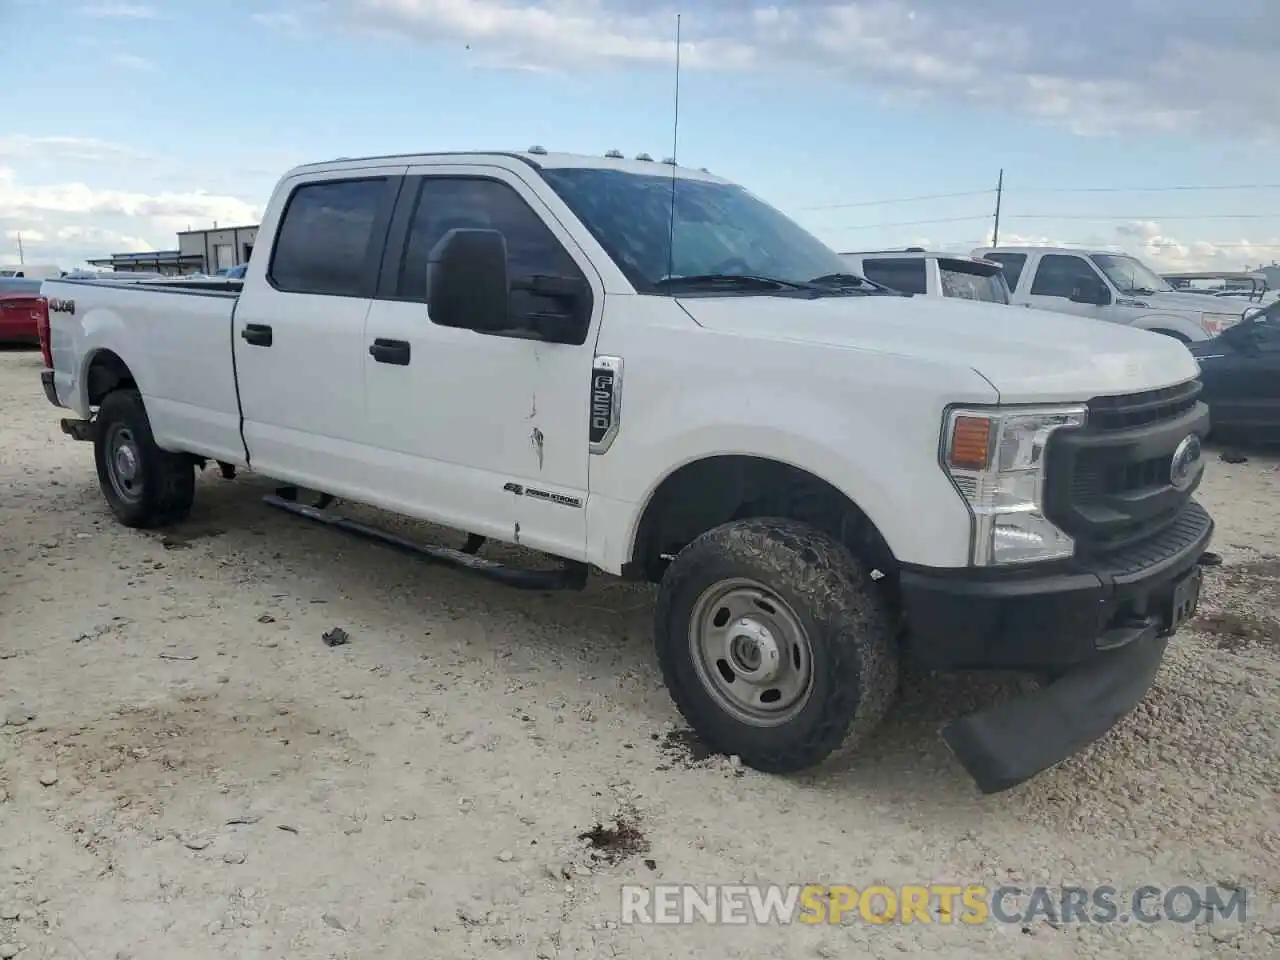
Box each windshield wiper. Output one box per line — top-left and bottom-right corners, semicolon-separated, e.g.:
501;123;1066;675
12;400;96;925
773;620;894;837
653;274;817;292
807;272;899;295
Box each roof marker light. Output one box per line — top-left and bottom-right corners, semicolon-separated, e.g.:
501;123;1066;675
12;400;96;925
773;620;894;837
528;145;548;155
604;149;624;159
636;153;653;161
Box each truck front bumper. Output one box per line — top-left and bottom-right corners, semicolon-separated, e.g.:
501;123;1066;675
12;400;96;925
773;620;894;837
897;499;1213;794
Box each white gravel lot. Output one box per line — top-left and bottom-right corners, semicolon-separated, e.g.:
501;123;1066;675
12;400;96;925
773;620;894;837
1;346;1277;960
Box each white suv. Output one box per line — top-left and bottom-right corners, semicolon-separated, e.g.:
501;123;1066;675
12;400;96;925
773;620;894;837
840;249;1011;304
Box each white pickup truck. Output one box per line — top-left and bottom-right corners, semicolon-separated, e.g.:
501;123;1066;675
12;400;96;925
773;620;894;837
975;245;1250;341
38;149;1214;794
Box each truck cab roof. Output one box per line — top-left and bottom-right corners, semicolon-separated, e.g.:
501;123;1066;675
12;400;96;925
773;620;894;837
286;149;730;184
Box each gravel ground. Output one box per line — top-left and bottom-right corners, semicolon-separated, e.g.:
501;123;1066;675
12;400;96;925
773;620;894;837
1;347;1278;959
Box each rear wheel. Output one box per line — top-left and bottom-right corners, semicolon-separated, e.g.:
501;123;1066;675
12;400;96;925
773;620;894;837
654;518;898;773
94;388;195;528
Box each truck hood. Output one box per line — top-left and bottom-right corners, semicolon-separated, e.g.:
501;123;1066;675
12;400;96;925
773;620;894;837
680;294;1200;402
1120;290;1250;317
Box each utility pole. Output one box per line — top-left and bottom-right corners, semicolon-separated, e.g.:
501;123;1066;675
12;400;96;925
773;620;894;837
992;169;1004;247
16;231;24;265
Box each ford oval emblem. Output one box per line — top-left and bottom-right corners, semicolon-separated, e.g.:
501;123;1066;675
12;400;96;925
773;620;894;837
1169;434;1202;492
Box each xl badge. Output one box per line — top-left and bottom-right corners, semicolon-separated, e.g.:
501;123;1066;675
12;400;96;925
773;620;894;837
1169;434;1202;491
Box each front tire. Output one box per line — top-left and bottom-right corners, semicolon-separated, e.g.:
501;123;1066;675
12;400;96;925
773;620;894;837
654;518;898;773
94;388;195;528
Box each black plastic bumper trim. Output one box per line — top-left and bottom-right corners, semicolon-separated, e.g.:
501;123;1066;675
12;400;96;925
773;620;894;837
941;629;1168;794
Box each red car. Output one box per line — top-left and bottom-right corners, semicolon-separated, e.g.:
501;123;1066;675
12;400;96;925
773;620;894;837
0;279;42;344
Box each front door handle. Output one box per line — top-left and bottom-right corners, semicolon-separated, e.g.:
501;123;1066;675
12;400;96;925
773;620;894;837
369;338;411;366
241;323;273;347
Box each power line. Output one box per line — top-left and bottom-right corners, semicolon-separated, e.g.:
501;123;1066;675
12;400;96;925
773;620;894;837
799;189;996;211
1016;183;1280;194
827;214;991;232
1007;213;1280;221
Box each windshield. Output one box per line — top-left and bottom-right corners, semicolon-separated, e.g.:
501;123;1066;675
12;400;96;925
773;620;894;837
939;260;1009;304
1089;254;1173;295
539;168;851;293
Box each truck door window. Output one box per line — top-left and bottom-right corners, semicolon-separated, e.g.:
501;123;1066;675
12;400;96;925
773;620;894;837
268;178;389;297
859;258;927;295
395;177;583;306
985;253;1026;291
1029;255;1099;299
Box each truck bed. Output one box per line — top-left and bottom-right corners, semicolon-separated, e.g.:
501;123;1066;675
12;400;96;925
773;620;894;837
42;277;248;466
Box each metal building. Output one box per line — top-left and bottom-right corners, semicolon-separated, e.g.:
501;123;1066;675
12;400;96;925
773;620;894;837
178;224;259;274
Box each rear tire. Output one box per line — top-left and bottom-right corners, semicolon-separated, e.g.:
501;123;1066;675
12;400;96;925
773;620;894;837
654;517;898;773
94;388;195;528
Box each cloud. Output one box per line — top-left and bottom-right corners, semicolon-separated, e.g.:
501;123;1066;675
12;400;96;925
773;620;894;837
322;0;1276;137
0;140;261;268
250;9;306;32
108;52;156;71
0;135;154;165
78;3;159;17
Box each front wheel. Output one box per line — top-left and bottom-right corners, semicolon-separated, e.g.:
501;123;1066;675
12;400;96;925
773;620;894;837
94;388;195;528
654;518;898;773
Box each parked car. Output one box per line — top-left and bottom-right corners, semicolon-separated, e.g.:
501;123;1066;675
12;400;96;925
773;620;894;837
0;264;62;280
37;148;1214;794
0;277;43;344
974;246;1251;341
1188;299;1280;442
839;249;1010;304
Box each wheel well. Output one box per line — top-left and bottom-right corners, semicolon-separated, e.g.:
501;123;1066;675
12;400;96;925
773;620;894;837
1150;328;1191;342
85;350;136;406
628;456;897;584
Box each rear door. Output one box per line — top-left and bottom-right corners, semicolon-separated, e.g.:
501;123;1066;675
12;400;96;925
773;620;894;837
233;166;406;487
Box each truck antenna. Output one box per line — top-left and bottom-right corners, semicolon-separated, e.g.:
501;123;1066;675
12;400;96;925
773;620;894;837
664;13;682;288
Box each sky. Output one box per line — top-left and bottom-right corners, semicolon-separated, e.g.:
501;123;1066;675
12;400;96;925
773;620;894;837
2;0;1278;273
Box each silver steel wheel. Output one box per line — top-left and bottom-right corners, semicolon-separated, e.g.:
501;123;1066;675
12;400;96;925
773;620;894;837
687;577;815;727
105;423;143;504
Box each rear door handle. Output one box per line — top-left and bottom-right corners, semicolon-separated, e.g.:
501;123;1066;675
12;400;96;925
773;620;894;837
241;323;273;347
369;338;411;366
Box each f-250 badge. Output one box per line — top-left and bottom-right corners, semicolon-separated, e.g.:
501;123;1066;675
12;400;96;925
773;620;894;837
48;298;76;315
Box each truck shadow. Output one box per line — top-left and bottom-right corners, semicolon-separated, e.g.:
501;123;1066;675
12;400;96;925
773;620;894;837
156;473;1038;802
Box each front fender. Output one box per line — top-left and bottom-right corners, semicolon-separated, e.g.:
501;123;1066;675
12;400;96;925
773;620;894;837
1130;313;1209;342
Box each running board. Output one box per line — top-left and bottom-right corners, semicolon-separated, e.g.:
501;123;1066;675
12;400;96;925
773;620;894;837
262;492;589;591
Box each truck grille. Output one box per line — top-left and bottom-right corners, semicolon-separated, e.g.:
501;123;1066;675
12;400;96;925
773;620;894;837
1085;380;1202;432
1044;379;1209;556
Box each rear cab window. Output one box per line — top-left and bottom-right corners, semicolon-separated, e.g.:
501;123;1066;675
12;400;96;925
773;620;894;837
939;259;1009;304
860;258;927;295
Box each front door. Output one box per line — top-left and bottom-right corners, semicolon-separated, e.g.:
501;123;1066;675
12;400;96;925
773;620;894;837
1024;253;1111;321
234;168;405;488
360;164;604;560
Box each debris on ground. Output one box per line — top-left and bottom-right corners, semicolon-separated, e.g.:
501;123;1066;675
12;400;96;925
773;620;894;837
322;627;350;647
578;811;649;864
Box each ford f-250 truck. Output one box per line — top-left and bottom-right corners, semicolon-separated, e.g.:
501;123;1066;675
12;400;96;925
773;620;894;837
38;149;1214;793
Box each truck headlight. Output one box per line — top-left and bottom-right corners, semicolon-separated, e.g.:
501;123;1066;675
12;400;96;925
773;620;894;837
942;406;1087;565
1201;311;1241;336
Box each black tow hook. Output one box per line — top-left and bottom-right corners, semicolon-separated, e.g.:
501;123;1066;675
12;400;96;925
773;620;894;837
59;417;96;442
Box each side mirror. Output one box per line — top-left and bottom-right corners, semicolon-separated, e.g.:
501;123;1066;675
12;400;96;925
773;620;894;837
427;228;511;332
1070;277;1110;306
